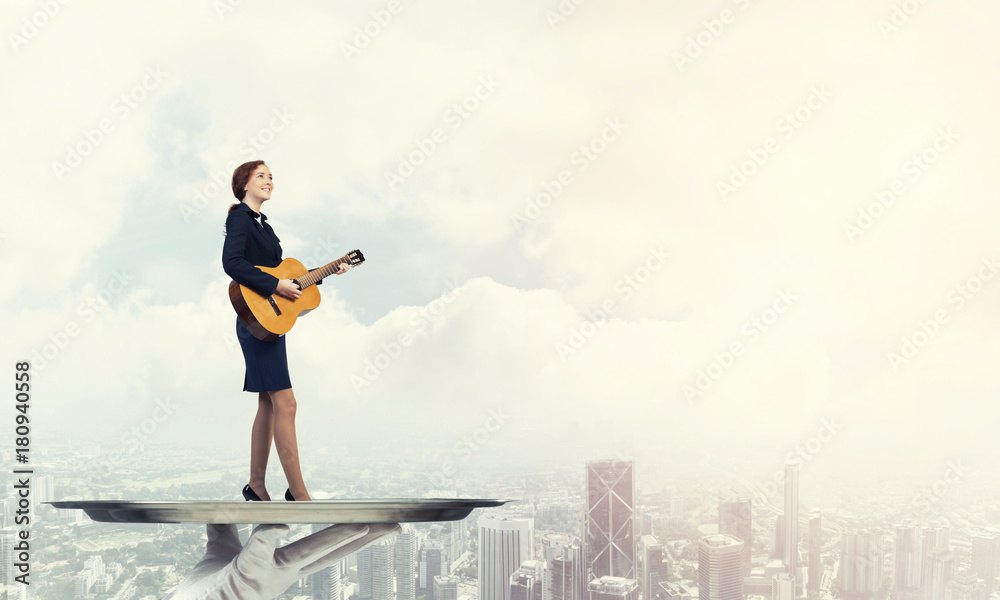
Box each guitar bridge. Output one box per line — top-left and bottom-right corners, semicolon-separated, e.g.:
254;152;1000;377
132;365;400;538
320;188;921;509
267;296;282;316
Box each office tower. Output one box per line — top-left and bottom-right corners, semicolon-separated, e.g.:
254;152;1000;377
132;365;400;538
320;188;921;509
771;515;785;561
441;521;464;570
772;572;794;600
360;538;395;600
434;575;459;600
420;540;444;593
808;513;822;592
971;529;1000;595
511;560;545;600
840;530;883;599
947;569;985;600
668;488;684;518
0;528;15;587
719;493;752;576
479;516;534;600
894;522;922;600
396;524;417;600
586;460;636;581
923;550;954;600
542;533;585;600
311;525;343;600
784;462;799;586
639;535;670;600
588;576;639;600
698;534;745;600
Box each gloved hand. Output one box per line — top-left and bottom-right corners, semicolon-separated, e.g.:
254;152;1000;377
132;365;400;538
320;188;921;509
165;521;401;599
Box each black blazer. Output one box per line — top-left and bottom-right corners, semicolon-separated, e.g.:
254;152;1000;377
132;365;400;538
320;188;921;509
222;202;285;296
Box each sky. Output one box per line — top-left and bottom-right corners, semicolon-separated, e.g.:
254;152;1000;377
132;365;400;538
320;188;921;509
3;0;1000;503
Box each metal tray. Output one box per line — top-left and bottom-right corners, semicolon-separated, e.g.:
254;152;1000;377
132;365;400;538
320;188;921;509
48;498;509;524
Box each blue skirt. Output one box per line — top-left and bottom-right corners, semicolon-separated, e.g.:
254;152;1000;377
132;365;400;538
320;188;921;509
236;318;292;392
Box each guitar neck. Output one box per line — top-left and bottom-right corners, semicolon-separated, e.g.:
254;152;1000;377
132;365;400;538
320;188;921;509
296;255;351;289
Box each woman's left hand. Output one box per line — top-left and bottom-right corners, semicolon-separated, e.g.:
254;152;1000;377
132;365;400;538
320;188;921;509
334;264;350;275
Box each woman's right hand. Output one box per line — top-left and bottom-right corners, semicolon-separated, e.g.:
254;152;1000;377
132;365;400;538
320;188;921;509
275;279;302;300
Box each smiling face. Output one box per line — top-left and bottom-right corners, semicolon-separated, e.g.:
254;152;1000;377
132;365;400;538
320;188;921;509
243;165;273;203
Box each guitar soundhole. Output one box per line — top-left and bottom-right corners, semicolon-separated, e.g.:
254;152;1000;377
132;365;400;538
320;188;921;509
267;296;282;316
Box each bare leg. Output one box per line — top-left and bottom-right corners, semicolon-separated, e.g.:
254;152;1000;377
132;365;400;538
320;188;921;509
269;388;311;500
248;392;273;501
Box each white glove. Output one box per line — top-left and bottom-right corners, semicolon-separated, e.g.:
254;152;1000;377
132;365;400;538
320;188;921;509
165;521;401;600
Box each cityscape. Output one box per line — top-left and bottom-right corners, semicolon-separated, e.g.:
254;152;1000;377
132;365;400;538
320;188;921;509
1;442;998;600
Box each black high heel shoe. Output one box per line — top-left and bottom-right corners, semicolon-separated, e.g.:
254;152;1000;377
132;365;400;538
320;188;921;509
285;488;296;501
243;484;263;502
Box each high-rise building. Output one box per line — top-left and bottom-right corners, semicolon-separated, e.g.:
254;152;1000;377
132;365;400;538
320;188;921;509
719;493;752;576
970;529;1000;595
771;515;785;561
434;575;459;600
588;576;639;600
772;572;794;600
479;516;534;600
639;535;670;600
0;528;15;587
840;530;883;599
543;533;585;600
698;534;745;600
784;462;799;587
947;569;985;600
894;522;922;598
419;540;444;593
923;549;954;600
511;560;545;600
586;460;636;581
395;524;417;600
310;525;343;600
360;538;395;600
656;581;693;600
808;513;822;592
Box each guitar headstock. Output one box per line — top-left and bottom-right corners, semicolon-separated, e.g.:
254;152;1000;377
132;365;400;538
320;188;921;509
346;249;365;267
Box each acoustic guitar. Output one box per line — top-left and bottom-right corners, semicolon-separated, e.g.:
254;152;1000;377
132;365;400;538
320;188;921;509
229;250;365;341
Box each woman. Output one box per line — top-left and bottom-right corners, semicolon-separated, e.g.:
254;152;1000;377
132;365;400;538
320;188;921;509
222;160;347;502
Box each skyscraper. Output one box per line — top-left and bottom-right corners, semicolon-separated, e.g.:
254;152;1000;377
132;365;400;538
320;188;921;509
894;522;922;599
970;528;1000;595
808;513;822;592
586;460;636;581
396;524;417;600
784;462;799;586
719;493;752;576
771;515;785;561
543;533;585;600
840;530;883;599
639;535;670;600
947;569;985;600
479;516;535;600
698;534;745;600
310;525;343;600
588;576;639;600
360;538;396;600
923;550;954;600
419;540;444;593
772;572;794;600
434;575;459;600
510;560;545;600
